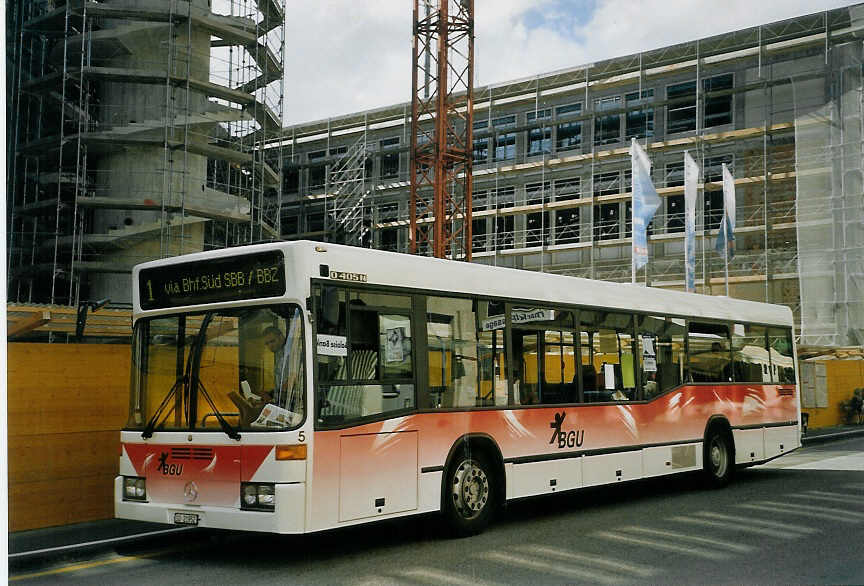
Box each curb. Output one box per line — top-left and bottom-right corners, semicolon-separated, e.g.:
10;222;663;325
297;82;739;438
9;526;196;565
802;427;864;446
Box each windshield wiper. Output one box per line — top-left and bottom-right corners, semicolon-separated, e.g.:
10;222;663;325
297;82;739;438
186;313;240;440
142;313;206;439
141;375;186;439
196;379;241;440
140;311;241;440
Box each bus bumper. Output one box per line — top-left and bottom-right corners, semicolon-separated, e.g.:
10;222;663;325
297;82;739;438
114;476;306;534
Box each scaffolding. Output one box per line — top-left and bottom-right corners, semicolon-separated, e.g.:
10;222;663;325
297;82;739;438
272;4;864;346
7;0;286;306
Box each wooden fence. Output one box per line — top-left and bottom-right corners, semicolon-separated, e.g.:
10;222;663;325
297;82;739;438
8;343;130;531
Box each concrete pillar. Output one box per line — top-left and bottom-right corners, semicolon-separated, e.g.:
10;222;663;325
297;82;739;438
90;0;214;301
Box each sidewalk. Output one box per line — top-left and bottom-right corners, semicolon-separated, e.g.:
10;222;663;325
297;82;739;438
9;424;864;563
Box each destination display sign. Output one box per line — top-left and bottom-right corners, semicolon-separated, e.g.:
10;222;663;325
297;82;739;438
139;250;286;310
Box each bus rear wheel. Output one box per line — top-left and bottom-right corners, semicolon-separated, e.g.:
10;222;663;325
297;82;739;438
703;427;734;488
444;448;496;536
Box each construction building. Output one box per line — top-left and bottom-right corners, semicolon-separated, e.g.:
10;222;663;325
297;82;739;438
269;5;864;347
6;0;286;307
7;4;864;347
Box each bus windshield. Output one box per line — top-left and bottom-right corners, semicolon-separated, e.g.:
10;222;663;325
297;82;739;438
127;305;305;433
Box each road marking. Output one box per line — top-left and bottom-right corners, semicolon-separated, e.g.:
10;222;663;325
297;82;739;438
790;490;864;507
694;511;818;534
668;516;810;539
618;526;752;553
352;577;404;586
521;545;657;578
480;551;622;585
396;567;506;586
676;511;816;535
755;499;864;520
10;552;159;582
739;502;864;523
594;531;729;561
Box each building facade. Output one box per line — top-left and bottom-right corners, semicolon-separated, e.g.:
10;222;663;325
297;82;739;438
271;5;864;347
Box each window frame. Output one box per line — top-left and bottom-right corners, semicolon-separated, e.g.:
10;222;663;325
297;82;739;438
313;283;418;429
593;95;623;146
624;89;655;140
527;108;553;155
379;137;401;180
666;79;697;134
703;73;734;129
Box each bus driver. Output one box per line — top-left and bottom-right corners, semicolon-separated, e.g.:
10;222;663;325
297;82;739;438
230;325;294;425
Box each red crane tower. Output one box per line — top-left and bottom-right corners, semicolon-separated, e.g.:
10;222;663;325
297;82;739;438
410;0;475;260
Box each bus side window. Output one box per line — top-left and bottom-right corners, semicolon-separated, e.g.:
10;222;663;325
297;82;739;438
579;310;636;402
637;315;684;399
731;323;767;383
317;289;415;424
687;321;731;383
426;295;477;409
315;286;347;383
476;300;507;407
767;327;795;384
541;330;576;405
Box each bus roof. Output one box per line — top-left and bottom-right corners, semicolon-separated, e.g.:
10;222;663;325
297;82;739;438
133;240;793;327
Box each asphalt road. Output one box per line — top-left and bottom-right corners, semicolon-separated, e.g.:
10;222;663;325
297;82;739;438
12;436;864;585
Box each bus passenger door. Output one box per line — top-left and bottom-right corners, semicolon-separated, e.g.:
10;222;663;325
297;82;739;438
338;431;419;522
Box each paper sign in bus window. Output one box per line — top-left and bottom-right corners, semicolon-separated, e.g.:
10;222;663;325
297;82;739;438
317;334;348;357
385;327;406;363
641;335;657;372
604;363;615;390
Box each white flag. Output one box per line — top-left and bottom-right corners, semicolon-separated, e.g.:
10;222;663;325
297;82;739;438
715;163;736;258
630;139;661;271
684;151;699;292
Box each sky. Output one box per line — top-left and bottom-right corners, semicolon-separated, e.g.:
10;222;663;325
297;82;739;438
282;0;859;126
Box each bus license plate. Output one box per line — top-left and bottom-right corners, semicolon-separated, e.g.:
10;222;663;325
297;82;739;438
173;512;199;526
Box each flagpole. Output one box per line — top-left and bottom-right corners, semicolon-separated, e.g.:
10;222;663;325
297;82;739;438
724;220;729;296
631;139;637;285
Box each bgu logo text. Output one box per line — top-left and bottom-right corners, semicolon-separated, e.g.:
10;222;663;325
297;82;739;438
156;452;184;476
549;411;585;449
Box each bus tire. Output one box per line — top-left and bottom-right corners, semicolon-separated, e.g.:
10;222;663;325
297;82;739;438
443;447;496;537
703;425;734;488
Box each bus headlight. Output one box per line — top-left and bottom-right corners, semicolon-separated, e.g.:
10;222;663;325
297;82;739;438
242;484;258;506
123;476;147;501
240;482;275;511
258;485;275;506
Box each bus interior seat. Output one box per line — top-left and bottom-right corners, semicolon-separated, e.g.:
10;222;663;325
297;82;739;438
581;364;597;393
321;349;379;418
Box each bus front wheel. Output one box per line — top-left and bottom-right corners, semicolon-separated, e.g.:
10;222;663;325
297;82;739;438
444;448;496;536
703;427;734;488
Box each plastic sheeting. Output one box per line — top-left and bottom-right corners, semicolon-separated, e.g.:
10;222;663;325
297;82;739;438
794;43;864;346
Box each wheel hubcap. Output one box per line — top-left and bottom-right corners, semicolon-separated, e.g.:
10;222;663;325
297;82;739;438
451;459;489;520
710;439;727;477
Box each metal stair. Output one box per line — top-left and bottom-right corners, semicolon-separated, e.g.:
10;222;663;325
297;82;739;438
327;136;371;246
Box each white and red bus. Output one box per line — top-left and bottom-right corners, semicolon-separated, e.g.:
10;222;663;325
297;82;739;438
116;240;800;535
